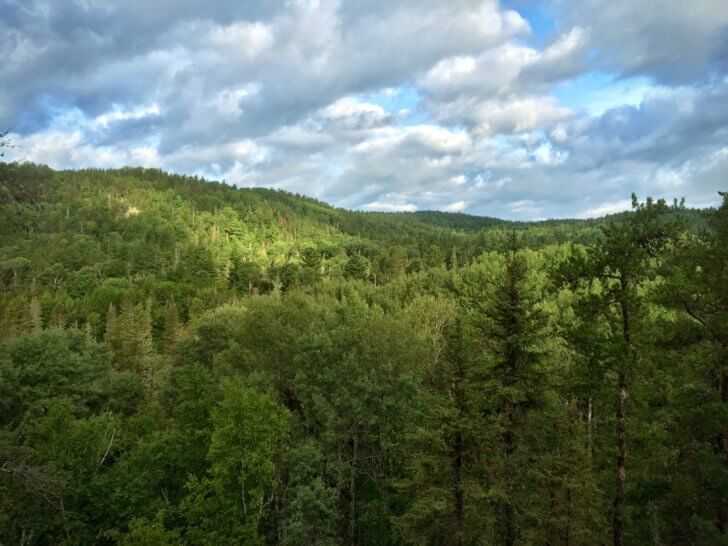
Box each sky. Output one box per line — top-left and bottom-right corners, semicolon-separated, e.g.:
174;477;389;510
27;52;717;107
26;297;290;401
1;0;726;220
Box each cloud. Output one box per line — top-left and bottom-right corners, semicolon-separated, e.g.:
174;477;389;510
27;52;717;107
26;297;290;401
575;199;631;219
1;0;725;220
444;200;468;212
554;0;728;83
362;200;418;213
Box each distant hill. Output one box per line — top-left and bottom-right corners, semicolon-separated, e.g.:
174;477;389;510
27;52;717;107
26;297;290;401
0;162;709;327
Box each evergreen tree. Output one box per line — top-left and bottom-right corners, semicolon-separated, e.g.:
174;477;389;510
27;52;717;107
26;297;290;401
398;315;490;545
558;195;683;545
230;257;262;294
466;234;550;545
105;298;155;374
658;192;728;539
344;254;369;281
28;297;42;332
163;296;181;352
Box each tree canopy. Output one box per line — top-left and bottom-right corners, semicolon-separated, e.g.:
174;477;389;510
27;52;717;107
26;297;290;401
0;164;723;545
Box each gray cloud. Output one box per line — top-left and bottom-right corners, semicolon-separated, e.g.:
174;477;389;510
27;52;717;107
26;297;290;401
1;0;725;219
553;0;728;84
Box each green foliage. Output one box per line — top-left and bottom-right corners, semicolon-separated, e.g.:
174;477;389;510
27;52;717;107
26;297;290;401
0;165;721;544
182;379;288;544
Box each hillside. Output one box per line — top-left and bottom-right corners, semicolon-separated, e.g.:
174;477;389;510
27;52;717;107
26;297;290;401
0;163;725;545
1;163;615;327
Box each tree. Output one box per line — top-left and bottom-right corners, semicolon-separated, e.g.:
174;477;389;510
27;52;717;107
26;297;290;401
398;312;490;545
28;297;42;332
658;192;728;538
229;257;262;294
293;302;426;544
559;195;683;545
163;296;181;352
105;298;155;375
465;235;550;545
278;439;340;546
0;130;9;154
0;131;25;204
182;379;288;544
0;329;116;428
109;515;182;546
423;245;445;269
344;254;369;281
375;246;407;283
301;247;322;271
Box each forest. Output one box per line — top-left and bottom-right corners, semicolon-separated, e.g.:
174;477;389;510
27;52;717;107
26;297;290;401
0;162;725;545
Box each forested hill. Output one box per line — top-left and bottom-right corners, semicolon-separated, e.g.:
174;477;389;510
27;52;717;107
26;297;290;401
0;162;663;267
1;162;620;322
0;162;725;545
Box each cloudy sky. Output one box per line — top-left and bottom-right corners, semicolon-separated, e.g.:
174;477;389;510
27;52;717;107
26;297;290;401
1;0;726;219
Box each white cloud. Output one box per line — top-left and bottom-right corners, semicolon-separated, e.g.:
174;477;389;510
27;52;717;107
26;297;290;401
1;0;725;220
444;200;467;212
207;20;274;56
209;84;261;117
533;142;568;166
91;103;161;129
433;95;572;135
362;201;417;212
576;199;631;218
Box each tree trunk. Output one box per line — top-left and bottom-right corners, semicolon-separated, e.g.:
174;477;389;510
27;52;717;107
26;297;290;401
587;396;593;459
452;325;466;545
718;355;728;533
348;434;358;546
504;405;516;546
614;372;628;546
614;275;632;546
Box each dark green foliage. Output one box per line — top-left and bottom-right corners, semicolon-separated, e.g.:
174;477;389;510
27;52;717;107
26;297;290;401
0;164;722;545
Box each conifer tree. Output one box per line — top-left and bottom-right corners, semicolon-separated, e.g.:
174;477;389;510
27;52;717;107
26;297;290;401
105;302;117;337
105;298;154;374
344;254;369;281
398;315;489;545
163;296;181;352
48;304;66;330
468;234;549;545
28;297;42;332
658;192;728;538
559;195;683;545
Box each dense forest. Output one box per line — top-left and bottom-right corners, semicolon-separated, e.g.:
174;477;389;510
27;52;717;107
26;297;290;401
0;163;725;545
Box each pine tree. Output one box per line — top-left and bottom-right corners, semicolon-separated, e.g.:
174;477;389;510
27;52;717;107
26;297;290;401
105;298;154;374
658;192;728;538
105;302;117;338
49;304;66;330
559;195;683;545
450;246;459;272
344;254;369;281
6;295;31;336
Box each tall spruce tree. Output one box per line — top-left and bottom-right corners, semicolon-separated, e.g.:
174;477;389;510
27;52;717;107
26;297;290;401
469;235;550;545
163;296;181;352
398;313;490;545
105;298;155;374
